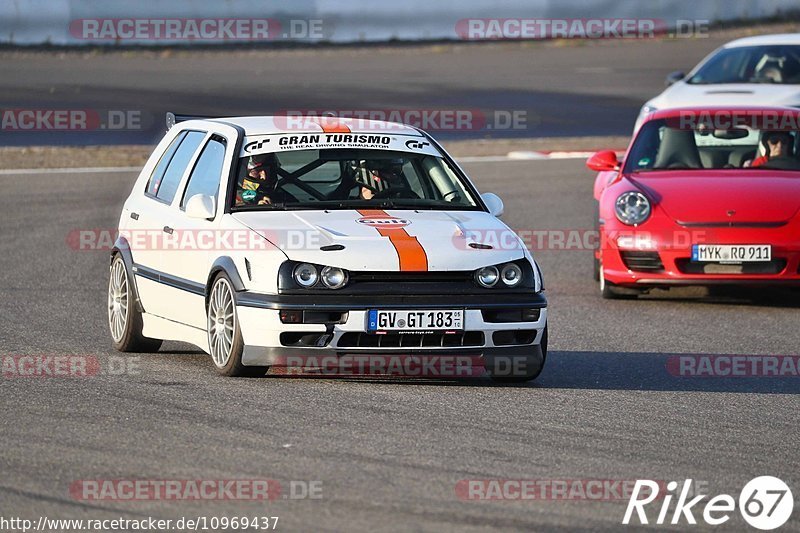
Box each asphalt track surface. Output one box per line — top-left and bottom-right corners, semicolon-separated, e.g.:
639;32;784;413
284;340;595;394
1;158;798;532
0;35;734;145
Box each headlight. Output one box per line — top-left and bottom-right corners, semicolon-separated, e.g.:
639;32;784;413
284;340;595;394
500;263;523;287
475;266;499;288
615;191;651;225
293;263;318;287
320;266;348;289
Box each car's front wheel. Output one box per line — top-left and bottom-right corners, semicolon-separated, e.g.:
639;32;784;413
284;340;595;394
108;254;162;352
207;274;268;377
599;265;640;300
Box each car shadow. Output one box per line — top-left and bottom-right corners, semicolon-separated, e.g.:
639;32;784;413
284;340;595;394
630;286;800;309
253;350;800;394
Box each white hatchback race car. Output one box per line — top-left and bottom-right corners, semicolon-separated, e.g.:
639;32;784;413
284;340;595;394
108;114;547;381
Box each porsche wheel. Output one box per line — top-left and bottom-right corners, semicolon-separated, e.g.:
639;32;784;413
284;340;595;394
108;254;162;352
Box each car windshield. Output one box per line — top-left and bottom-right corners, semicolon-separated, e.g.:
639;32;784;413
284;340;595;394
624;118;800;172
231;149;480;210
687;45;800;84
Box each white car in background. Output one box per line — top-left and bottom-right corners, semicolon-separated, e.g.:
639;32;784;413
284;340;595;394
108;114;548;382
635;33;800;130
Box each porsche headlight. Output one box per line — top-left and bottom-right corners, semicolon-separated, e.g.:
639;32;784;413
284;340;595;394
615;191;651;225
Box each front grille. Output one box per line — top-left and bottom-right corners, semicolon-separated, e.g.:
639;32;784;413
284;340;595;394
676;259;787;275
348;271;472;283
337;331;484;348
620;251;664;272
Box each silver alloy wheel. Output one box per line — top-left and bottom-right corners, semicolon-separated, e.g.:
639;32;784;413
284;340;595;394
208;278;236;367
108;257;129;343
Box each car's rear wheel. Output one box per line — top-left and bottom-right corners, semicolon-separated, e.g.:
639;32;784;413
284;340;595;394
108;254;162;352
207;274;268;377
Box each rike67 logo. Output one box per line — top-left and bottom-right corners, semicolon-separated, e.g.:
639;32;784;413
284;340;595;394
623;477;793;530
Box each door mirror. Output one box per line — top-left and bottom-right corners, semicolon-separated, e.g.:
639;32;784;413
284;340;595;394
481;192;504;217
665;70;685;86
185;194;216;219
586;150;621;172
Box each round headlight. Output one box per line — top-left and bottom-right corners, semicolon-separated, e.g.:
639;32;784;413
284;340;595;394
476;266;499;288
321;266;348;289
500;263;523;287
615;191;651;225
293;263;318;287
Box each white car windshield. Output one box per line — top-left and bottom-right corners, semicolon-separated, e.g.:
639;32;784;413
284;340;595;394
687;45;800;85
231;149;480;210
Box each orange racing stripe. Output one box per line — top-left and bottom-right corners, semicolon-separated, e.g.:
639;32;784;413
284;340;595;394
315;118;351;133
357;209;428;271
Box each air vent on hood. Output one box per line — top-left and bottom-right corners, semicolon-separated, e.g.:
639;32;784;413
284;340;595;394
320;244;346;251
468;242;493;250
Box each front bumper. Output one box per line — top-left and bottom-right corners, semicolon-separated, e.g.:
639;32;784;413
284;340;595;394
601;223;800;287
234;292;547;367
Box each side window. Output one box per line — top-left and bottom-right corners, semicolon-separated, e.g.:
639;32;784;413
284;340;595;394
145;131;186;197
181;136;227;209
149;130;206;204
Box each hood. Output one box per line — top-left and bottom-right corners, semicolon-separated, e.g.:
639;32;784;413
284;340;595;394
627;171;800;225
232;209;525;271
655;82;800;108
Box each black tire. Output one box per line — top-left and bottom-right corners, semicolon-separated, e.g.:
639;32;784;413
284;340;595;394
487;324;547;383
207;273;268;377
108;254;163;353
600;269;640;300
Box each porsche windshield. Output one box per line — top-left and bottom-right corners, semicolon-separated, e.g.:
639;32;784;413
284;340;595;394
231;149;480;210
625;118;800;172
687;45;800;85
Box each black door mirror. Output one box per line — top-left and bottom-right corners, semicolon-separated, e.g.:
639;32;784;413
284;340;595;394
665;71;685;87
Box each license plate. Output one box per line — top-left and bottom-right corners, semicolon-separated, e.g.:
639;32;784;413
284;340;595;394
691;244;771;263
367;309;464;332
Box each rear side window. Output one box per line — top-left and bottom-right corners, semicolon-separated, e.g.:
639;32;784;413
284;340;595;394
181;136;227;209
145;131;186;197
146;130;205;204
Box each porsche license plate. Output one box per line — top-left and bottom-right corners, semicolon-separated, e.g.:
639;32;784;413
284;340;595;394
367;309;464;332
692;244;771;263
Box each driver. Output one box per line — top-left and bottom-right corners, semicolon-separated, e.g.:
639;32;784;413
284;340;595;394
355;159;404;200
749;131;793;167
237;153;278;205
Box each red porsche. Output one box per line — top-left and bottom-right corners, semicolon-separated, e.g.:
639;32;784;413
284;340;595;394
588;106;800;298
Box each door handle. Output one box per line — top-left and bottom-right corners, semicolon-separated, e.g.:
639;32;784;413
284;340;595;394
130;212;139;220
162;226;174;234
